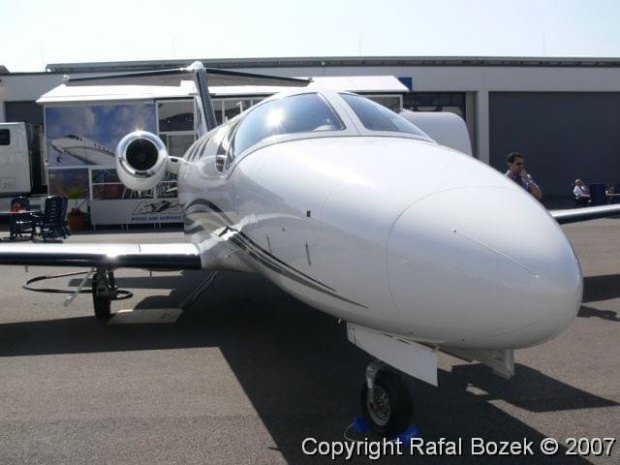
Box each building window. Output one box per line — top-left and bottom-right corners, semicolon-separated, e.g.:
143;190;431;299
0;129;10;146
403;93;466;120
157;99;196;161
91;169;133;199
160;134;195;158
213;98;265;125
90;168;174;199
158;100;194;132
366;95;403;113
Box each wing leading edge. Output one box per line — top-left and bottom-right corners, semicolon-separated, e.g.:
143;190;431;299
550;204;620;225
0;242;201;270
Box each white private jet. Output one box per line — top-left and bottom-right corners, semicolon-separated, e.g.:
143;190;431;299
1;62;620;437
50;134;116;165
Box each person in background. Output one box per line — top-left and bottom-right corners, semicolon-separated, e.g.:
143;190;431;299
505;152;543;200
573;179;590;207
606;185;617;204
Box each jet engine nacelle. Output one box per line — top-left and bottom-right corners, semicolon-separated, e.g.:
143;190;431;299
115;131;168;192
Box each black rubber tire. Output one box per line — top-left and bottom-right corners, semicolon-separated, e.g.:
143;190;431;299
92;280;111;319
360;370;413;437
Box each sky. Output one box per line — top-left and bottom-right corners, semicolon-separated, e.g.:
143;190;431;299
1;0;620;72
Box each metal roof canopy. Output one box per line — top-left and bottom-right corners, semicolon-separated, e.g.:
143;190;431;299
44;56;620;74
37;76;406;104
36;81;197;104
211;76;407;97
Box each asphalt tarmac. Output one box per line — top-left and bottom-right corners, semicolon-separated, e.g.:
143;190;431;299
0;221;618;465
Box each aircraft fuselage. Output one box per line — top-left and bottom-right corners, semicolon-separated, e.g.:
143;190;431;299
178;91;581;352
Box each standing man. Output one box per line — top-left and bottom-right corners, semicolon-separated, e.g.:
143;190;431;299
505;152;543;200
573;179;590;207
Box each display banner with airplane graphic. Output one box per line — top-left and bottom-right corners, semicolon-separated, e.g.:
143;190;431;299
45;104;157;168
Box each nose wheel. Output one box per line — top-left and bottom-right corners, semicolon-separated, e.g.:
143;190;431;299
361;361;412;437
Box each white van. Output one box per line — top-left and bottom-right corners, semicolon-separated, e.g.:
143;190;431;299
0;122;43;197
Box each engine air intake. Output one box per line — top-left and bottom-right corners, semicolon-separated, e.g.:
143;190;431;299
116;131;169;191
126;139;159;171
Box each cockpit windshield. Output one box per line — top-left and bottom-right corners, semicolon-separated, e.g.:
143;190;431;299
340;93;429;138
232;93;344;156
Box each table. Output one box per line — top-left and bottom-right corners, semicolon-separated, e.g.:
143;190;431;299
0;210;41;240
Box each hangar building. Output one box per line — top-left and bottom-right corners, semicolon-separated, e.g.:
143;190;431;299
1;56;620;201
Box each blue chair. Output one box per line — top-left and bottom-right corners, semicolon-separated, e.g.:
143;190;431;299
589;183;607;206
32;197;67;241
9;197;34;240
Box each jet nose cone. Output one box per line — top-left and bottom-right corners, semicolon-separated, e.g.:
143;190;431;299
387;187;582;349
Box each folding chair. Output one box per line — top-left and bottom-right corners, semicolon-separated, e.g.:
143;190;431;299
32;197;67;241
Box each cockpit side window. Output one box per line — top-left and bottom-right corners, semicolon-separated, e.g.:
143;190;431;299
216;122;237;157
186;136;207;161
216;120;240;172
231;93;344;157
185;139;202;161
340;93;428;137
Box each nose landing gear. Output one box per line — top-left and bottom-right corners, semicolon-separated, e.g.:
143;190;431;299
361;360;413;437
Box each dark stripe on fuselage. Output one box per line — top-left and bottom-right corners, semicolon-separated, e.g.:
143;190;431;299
185;203;334;291
229;234;367;308
235;231;335;291
185;198;235;226
183;198;367;309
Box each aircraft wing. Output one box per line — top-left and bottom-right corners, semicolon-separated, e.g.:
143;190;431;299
0;242;201;270
550;204;620;225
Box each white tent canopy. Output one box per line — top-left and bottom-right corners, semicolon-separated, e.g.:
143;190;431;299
37;75;407;103
210;75;408;97
37;80;197;104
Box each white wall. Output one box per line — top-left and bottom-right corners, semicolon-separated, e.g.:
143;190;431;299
0;74;63;123
2;64;620;163
1;74;64;102
251;65;620;92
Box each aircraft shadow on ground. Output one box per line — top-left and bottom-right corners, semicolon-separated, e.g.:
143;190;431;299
0;272;613;464
67;270;202;291
446;364;618;412
583;274;620;304
216;310;604;464
579;275;620;321
0;272;211;357
578;305;619;321
201;277;609;464
0;314;215;357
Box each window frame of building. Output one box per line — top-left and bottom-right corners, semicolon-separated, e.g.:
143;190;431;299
403;92;466;120
0;129;10;146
